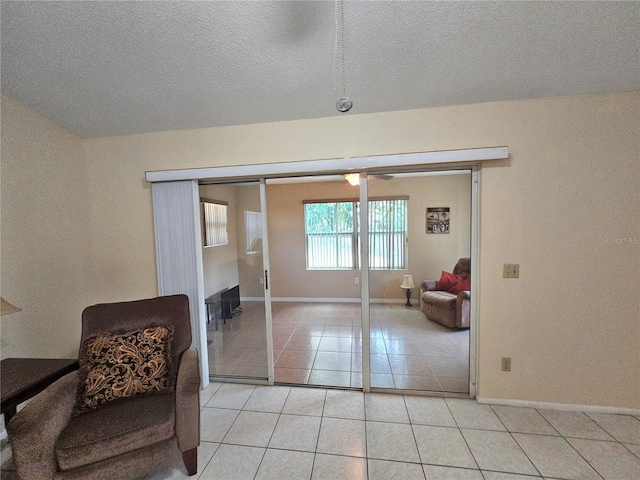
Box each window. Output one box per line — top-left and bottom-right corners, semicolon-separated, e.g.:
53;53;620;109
304;202;357;269
369;199;408;270
202;198;228;247
245;210;262;253
304;197;407;270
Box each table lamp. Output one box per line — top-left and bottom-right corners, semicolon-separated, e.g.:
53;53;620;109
400;275;416;306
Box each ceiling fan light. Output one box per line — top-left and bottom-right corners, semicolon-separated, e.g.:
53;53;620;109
344;173;360;186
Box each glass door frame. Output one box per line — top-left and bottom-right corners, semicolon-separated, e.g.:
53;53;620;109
198;179;275;386
260;179;276;384
359;172;372;392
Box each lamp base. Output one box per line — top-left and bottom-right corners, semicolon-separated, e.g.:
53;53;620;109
404;289;412;307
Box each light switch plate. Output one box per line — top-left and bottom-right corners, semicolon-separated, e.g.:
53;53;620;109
503;264;519;278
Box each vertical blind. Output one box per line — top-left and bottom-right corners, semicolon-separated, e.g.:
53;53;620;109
369;199;407;270
202;200;229;247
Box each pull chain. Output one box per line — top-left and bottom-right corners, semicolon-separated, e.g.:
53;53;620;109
334;0;352;112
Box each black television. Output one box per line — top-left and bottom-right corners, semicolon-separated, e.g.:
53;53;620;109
220;285;240;319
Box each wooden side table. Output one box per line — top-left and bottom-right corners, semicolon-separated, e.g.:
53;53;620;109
1;358;79;425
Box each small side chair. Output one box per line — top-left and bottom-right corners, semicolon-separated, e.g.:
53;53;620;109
8;294;201;480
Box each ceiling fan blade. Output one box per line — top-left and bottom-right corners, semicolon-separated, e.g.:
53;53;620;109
373;174;394;180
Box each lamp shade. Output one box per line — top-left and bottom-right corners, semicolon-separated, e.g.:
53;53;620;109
0;297;22;316
400;274;416;290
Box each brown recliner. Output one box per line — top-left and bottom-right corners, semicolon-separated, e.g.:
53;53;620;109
8;295;201;480
420;258;471;329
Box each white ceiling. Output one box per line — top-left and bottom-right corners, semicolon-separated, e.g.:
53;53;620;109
1;1;638;138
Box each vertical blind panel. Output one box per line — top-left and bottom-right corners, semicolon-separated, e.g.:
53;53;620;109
204;202;229;247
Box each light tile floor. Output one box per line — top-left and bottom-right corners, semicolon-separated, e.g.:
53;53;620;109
138;383;640;480
2;384;639;479
208;302;470;393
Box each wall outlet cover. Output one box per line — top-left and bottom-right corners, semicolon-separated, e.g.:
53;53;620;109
503;264;520;278
501;357;512;372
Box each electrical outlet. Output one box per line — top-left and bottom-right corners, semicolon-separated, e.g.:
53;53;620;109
259;278;264;285
354;277;360;285
503;264;520;278
501;357;512;372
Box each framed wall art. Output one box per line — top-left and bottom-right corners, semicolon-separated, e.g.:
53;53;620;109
427;207;450;234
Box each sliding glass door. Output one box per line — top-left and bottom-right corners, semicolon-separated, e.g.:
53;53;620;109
365;171;472;394
200;181;273;383
265;176;361;387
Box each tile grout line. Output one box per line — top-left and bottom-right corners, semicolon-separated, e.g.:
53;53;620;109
497;404;607;480
541;407;633;479
487;404;541;477
443;398;482;472
309;388;329;480
403;394;426;469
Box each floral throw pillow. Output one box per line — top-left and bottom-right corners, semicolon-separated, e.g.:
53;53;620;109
74;325;174;415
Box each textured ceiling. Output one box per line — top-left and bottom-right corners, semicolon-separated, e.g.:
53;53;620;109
1;1;638;138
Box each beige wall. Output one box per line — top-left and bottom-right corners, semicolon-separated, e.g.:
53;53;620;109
0;96;92;359
266;173;471;300
3;92;638;409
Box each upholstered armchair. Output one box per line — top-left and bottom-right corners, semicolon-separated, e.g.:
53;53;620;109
8;294;201;480
420;258;471;329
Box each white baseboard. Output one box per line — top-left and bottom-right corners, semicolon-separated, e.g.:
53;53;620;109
476;396;640;416
241;297;406;304
271;297;359;303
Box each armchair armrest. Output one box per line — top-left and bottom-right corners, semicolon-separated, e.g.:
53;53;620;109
175;346;200;452
419;281;437;310
455;291;471;328
7;371;78;480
